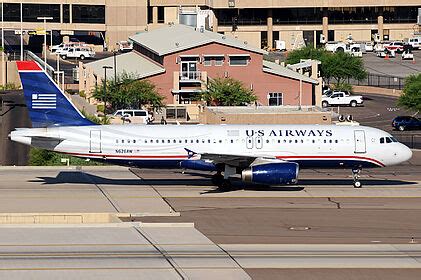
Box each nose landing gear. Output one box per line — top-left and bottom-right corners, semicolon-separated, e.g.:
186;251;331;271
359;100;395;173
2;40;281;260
352;168;362;188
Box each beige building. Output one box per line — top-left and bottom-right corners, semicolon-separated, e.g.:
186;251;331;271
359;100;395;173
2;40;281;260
0;1;419;51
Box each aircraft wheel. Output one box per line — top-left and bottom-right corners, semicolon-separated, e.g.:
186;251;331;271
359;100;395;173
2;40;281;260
353;181;362;188
211;173;224;186
218;180;232;191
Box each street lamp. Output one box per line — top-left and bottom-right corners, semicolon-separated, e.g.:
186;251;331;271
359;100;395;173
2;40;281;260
1;1;5;86
102;65;113;116
37;16;53;70
113;50;117;83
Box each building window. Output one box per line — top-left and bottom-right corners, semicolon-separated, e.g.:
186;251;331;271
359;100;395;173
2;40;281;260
203;55;225;66
3;3;21;22
72;5;105;24
268;93;283;106
63;4;70;23
229;55;250;66
22;4;60;23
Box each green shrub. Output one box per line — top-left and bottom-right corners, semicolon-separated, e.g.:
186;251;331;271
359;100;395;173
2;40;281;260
79;90;86;98
0;83;19;91
29;148;105;166
331;82;353;93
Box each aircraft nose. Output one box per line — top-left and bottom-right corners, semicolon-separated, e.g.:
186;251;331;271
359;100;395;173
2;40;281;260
401;144;413;163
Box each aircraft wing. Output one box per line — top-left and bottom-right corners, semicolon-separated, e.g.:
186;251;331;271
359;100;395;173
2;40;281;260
200;152;278;168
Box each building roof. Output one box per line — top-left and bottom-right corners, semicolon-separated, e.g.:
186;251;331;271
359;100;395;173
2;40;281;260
287;59;321;71
129;24;267;56
262;61;318;84
85;52;165;80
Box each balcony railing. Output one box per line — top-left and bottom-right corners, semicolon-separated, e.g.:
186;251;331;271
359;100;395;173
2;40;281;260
179;71;202;81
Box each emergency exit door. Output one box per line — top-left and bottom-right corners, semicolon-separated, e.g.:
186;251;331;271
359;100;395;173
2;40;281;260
354;130;366;153
90;130;102;153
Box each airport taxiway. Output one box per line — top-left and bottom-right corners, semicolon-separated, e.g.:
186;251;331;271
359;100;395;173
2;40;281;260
0;152;420;279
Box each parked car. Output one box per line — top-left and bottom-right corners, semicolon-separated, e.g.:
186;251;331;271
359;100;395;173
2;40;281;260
61;47;95;60
392;116;421;131
109;109;151;124
321;91;363;107
384;41;405;53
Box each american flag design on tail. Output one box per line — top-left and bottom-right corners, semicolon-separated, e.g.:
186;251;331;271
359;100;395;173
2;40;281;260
31;93;57;109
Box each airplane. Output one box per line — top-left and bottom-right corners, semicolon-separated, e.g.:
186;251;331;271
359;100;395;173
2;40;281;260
10;61;412;189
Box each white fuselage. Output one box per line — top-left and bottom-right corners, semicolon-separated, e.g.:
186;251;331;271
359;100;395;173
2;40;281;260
11;124;412;169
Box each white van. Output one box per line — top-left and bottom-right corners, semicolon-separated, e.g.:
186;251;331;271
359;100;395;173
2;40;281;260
110;109;151;124
61;47;95;60
406;37;420;49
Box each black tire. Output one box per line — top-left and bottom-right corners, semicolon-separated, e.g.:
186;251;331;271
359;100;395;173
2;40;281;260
61;55;67;60
353;181;362;188
322;101;329;108
350;100;357;107
336;47;344;52
398;125;405;131
80;55;85;60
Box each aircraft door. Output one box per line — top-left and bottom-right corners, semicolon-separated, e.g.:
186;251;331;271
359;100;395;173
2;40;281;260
255;136;263;149
354;130;366;153
246;137;253;149
90;130;102;153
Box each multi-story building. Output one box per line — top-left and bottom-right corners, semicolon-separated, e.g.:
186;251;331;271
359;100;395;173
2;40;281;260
0;1;419;50
79;24;319;121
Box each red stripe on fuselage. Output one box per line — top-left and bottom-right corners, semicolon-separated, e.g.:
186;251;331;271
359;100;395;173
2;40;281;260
62;152;384;167
275;155;385;167
16;61;42;71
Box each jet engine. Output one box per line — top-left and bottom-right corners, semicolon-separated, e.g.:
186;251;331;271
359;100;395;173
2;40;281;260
241;162;299;185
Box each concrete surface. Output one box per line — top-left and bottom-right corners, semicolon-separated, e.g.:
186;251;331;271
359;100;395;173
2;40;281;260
0;223;250;280
0;166;175;215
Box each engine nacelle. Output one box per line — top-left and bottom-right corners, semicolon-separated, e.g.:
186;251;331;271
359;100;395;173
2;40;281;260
180;160;217;171
241;162;299;185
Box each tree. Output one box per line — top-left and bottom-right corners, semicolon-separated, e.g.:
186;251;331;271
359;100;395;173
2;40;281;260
285;47;367;89
285;46;328;65
398;73;421;113
93;72;164;112
322;52;367;85
200;77;257;106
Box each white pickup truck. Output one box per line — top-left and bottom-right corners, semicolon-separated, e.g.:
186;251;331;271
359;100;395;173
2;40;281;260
322;91;364;107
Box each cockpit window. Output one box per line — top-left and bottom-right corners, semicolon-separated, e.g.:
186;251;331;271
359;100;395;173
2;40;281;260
380;137;384;144
386;137;392;143
391;137;398;142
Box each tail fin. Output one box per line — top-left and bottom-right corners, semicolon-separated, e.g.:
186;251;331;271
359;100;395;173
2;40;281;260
16;61;96;127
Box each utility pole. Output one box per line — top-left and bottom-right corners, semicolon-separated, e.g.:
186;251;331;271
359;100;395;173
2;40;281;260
1;1;5;86
20;3;23;60
37;17;53;70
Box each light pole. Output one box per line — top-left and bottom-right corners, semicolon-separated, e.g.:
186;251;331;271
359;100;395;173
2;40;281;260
20;3;22;60
113;50;117;83
37;16;53;70
1;1;5;86
102;65;113;116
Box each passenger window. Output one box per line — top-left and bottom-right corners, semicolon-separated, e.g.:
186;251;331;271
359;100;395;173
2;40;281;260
266;139;270;144
162;140;165;143
380;137;384;144
116;140;119;143
121;140;125;143
133;140;136;143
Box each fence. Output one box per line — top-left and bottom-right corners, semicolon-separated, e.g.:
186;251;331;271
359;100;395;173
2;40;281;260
347;73;405;90
391;133;421;149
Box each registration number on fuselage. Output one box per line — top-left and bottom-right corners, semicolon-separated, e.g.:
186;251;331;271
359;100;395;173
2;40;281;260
115;149;133;154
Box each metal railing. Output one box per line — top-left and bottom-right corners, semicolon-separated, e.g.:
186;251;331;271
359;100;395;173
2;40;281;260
179;71;202;81
347;73;405;90
391;133;421;149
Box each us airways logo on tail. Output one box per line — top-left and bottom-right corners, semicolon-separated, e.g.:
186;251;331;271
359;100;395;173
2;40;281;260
31;93;57;110
246;129;333;137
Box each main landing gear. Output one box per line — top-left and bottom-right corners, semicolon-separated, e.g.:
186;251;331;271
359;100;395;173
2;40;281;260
352;168;362;188
212;165;236;191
